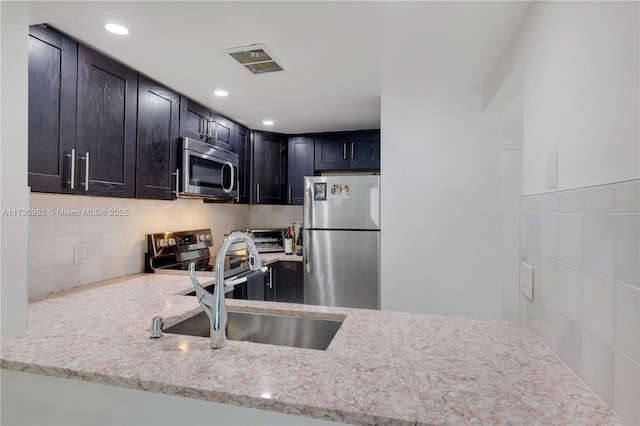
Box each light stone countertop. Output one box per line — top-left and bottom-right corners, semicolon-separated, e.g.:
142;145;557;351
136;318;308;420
0;273;622;425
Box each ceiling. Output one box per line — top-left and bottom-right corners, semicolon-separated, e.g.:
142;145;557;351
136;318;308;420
8;1;530;134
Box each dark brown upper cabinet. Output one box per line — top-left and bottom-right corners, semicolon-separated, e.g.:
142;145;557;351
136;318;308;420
76;44;138;197
179;96;210;142
210;113;235;151
350;131;381;170
287;135;315;205
252;131;288;204
314;130;380;171
27;25;77;193
136;75;180;200
179;97;235;150
233;124;251;204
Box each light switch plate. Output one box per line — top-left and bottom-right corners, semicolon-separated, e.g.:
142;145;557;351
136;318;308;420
520;261;534;300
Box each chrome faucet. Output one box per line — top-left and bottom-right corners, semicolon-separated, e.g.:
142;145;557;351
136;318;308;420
188;231;263;349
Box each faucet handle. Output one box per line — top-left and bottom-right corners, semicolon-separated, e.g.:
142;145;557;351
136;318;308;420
150;316;164;339
189;262;213;310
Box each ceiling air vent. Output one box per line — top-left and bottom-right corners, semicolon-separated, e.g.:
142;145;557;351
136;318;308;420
223;44;285;75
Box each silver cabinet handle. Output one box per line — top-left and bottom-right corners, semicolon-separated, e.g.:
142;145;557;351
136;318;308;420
172;168;179;197
208;119;214;139
272;267;276;293
80;152;89;191
256;183;260;204
343;142;347;160
201;118;212;140
66;148;76;190
288;185;292;204
351;142;355;159
268;267;273;289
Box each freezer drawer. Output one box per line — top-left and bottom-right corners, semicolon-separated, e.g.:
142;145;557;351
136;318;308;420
304;229;380;309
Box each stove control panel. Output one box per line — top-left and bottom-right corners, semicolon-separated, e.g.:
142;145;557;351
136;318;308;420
147;229;213;256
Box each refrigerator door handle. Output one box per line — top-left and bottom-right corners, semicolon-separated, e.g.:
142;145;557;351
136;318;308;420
304;186;313;274
304;185;313;231
304;230;311;274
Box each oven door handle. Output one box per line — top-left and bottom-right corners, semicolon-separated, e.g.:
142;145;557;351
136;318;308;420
224;266;268;289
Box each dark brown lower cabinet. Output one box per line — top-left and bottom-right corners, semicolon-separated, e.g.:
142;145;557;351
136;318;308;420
262;261;304;303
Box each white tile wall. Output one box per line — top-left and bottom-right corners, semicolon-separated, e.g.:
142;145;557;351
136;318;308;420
521;179;640;425
248;204;303;230
28;194;250;297
27;194;303;298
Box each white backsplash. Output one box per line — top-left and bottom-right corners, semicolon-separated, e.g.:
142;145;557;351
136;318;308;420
520;179;639;425
27;194;298;298
249;204;303;231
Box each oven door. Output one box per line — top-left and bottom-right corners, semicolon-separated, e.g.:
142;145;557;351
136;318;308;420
180;139;238;199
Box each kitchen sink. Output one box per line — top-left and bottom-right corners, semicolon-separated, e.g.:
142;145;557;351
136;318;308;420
163;310;343;350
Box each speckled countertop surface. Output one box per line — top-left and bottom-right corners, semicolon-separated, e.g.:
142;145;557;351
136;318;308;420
1;272;622;425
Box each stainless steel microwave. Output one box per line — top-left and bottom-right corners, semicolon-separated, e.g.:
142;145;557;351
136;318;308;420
178;137;238;200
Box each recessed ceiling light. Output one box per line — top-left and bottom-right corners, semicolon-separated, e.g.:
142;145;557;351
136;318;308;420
105;23;129;35
263;120;274;126
213;90;229;97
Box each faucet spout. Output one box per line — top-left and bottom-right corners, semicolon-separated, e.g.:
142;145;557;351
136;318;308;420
188;231;263;349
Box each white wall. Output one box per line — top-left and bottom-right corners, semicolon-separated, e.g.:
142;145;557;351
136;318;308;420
27;194;252;297
0;10;30;341
485;2;640;423
380;90;503;319
26;194;302;298
487;1;639;195
499;93;524;321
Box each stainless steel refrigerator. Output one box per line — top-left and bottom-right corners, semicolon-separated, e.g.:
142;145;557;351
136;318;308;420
303;175;380;310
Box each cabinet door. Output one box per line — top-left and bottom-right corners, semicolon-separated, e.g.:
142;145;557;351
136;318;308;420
351;131;380;170
179;97;210;141
27;25;77;193
234;124;251;204
314;134;350;171
275;262;304;304
287;136;314;205
210;113;235;150
252;131;287;204
136;75;180;200
76;45;137;197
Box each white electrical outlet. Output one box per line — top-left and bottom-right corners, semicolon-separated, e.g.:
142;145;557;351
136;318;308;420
74;242;88;264
520;261;534;300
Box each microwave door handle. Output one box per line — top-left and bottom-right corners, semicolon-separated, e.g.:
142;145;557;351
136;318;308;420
221;161;234;194
227;162;235;194
221;162;231;194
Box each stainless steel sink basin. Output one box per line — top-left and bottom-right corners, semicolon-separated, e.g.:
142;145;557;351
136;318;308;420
163;311;343;350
